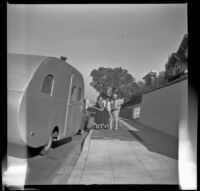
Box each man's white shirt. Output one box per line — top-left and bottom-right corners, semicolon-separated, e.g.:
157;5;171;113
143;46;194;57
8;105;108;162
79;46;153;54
103;100;111;112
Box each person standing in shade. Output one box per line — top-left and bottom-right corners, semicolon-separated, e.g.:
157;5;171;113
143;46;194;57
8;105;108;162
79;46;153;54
110;93;124;130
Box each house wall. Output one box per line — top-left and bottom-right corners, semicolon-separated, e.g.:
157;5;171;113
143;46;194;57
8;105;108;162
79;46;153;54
139;79;187;137
180;62;187;73
173;61;187;76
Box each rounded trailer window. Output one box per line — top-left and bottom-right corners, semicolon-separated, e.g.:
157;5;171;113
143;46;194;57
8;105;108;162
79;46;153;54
41;74;54;95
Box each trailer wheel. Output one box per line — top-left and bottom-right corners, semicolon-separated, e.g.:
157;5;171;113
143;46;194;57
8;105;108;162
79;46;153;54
77;121;84;135
40;135;52;155
52;129;59;141
77;129;83;135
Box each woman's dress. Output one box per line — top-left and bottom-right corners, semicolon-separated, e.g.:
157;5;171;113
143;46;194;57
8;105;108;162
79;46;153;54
103;102;110;126
94;101;104;125
103;108;109;125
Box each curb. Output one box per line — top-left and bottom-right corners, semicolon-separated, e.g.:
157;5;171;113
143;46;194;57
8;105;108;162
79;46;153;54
50;118;94;184
67;129;93;184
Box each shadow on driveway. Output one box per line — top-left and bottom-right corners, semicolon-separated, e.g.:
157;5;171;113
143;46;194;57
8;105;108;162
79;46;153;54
8;136;73;159
121;118;178;160
51;137;72;149
7;143;41;159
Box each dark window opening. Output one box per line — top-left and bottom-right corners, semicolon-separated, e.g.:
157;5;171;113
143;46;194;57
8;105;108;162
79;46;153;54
41;74;54;95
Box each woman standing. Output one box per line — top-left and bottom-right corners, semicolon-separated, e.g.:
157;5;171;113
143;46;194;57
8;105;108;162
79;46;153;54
94;96;104;129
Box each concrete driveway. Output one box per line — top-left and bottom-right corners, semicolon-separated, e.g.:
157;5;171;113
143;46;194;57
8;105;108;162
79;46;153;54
67;118;178;184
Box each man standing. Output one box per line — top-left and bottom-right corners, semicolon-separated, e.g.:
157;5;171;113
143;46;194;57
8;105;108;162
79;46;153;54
103;97;111;129
110;93;124;130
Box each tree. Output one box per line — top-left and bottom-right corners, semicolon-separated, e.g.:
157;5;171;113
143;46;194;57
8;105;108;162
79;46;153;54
155;71;167;87
90;67;135;100
131;81;144;95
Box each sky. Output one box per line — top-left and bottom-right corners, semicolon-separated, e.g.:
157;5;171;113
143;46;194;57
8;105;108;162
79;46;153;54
7;4;187;102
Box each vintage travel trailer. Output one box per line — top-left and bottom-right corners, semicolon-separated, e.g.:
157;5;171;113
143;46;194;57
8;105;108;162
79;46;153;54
8;53;85;154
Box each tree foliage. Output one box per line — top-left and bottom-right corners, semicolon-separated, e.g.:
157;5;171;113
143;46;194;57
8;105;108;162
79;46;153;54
90;67;135;100
155;71;168;87
90;67;171;105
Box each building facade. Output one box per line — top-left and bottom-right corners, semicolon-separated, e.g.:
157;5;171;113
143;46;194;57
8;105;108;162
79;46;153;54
142;70;158;87
165;34;188;81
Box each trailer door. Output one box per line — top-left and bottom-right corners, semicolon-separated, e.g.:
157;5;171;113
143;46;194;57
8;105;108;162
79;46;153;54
64;74;79;136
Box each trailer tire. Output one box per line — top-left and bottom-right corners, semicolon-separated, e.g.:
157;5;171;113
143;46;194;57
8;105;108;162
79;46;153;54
40;135;52;155
52;129;59;141
78;129;83;135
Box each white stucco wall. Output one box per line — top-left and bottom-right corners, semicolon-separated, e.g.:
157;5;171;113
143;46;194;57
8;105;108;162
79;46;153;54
139;79;187;137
